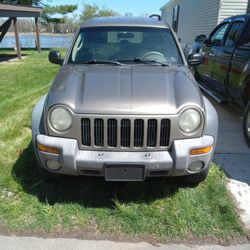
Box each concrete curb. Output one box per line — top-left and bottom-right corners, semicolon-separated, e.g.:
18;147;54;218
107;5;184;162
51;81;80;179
227;179;250;230
0;236;249;250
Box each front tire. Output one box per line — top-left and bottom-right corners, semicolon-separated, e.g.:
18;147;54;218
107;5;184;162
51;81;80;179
243;101;250;147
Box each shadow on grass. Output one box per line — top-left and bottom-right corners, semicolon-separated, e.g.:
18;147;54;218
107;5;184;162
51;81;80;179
0;53;28;62
12;142;189;208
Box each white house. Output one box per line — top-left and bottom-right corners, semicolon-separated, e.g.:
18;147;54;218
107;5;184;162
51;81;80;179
160;0;250;44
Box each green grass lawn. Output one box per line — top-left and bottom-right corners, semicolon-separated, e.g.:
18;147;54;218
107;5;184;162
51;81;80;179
0;50;247;242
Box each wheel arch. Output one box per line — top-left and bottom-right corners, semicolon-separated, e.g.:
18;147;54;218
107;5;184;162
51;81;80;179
242;75;250;107
203;96;219;143
32;95;47;142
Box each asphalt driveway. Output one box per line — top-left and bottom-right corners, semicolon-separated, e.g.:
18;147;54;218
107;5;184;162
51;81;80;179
209;98;250;185
206;96;250;230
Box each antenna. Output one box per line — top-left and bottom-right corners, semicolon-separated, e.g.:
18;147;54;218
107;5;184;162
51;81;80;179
149;14;162;21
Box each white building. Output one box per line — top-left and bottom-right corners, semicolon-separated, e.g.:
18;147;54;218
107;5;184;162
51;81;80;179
160;0;250;44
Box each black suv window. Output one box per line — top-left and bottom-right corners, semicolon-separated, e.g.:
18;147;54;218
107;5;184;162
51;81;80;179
225;21;245;47
238;21;250;46
210;22;230;46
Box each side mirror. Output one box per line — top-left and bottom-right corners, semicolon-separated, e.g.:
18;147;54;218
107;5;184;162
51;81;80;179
49;50;63;65
188;53;204;66
195;34;207;43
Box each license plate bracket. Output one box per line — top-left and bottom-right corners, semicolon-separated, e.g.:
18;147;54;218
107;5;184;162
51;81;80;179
105;164;145;181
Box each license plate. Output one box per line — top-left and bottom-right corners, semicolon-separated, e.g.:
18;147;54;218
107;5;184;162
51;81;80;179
105;164;145;181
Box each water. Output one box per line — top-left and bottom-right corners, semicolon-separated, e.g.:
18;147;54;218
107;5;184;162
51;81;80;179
0;34;73;49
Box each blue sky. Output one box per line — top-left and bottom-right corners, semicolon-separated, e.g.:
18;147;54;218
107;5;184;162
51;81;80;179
45;0;170;17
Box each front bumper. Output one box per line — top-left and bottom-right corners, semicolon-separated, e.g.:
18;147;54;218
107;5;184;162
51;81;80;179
35;134;215;178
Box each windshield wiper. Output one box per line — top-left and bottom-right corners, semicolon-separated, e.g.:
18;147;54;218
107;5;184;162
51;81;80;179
85;60;123;66
133;58;169;67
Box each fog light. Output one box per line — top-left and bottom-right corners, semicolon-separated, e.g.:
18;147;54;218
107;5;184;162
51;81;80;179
46;160;61;171
188;161;204;172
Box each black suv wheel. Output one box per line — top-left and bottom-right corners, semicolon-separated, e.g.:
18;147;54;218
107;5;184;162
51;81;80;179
243;101;250;147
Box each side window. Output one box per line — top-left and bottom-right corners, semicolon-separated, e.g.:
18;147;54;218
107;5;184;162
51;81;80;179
239;22;250;46
210;23;230;46
225;22;245;47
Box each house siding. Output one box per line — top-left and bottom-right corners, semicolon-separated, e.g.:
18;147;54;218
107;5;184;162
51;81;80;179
161;0;182;27
161;0;221;44
161;0;248;44
218;0;248;22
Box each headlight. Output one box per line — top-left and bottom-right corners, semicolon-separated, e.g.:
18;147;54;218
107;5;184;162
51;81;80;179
50;106;72;131
179;108;201;133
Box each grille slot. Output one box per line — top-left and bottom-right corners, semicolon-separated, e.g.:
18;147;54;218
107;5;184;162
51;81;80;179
134;119;144;147
121;119;131;147
94;119;104;147
160;119;170;146
82;118;91;146
147;119;157;147
107;119;117;147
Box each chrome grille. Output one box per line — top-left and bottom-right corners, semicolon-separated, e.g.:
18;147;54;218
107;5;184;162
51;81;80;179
81;117;170;150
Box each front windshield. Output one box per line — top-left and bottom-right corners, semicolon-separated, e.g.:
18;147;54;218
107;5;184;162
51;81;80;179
68;26;183;65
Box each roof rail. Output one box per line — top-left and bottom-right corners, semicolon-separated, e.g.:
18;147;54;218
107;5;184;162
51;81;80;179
149;14;162;21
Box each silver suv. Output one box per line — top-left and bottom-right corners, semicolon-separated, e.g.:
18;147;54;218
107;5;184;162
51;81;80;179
32;16;218;183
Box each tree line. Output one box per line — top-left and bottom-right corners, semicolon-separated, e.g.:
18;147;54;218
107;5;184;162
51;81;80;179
0;2;148;33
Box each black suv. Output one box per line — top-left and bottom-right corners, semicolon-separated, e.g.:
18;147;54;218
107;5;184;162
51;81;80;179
195;14;250;146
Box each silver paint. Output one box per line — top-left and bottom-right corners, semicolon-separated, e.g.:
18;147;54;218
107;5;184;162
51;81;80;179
32;16;218;178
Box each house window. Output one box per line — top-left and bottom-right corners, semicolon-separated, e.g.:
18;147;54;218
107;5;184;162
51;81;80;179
172;5;180;33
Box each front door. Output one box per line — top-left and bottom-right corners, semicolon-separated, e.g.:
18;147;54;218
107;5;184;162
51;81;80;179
197;22;230;91
212;21;245;95
228;21;250;106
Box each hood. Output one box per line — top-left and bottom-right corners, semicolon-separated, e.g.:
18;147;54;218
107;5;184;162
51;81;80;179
46;64;204;115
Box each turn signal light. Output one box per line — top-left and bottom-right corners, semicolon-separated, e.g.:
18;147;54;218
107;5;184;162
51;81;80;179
190;146;213;155
37;143;60;154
